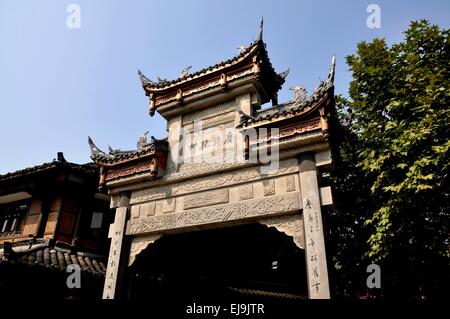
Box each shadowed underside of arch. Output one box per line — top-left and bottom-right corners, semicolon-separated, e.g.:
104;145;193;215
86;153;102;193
127;223;307;302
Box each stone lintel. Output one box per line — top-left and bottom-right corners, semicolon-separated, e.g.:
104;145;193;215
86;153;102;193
126;192;301;236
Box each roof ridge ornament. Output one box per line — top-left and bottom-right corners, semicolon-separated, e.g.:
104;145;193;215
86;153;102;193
138;70;154;86
137;131;150;151
257;17;264;41
278;68;290;80
289;86;307;103
327;55;336;85
157;76;168;84
236;45;247;54
238;110;256;126
179;66;192;79
88;136;113;159
107;145;134;156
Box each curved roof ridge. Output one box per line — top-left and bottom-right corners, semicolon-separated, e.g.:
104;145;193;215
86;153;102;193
138;40;260;91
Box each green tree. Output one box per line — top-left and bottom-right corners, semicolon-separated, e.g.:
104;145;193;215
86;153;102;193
330;20;450;298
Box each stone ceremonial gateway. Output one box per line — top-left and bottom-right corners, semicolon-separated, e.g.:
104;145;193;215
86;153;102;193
89;20;336;300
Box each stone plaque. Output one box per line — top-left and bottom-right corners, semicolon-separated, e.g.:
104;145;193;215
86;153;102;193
184;189;229;210
263;180;275;196
239;184;254;200
286;175;296;192
140;202;156;217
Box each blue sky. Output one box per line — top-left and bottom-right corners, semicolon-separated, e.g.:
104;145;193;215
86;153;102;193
0;0;449;174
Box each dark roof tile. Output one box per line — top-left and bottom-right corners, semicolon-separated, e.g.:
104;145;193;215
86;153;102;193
0;241;107;277
139;42;259;90
0;160;97;182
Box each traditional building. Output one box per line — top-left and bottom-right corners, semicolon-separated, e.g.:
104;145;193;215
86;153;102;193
89;20;336;302
0;153;110;299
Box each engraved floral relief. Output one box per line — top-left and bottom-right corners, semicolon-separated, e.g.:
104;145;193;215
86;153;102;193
128;234;162;266
260;214;305;249
182;101;235;125
286;175;296;192
130;158;299;204
263;179;275;196
126;193;300;235
238;184;254;200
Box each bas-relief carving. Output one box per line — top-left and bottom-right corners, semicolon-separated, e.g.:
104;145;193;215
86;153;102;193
141;202;156;217
130;205;141;219
184;189;229;210
106;132;326;192
131;187;173;204
182;101;235;125
130;158;299;205
286;175;296;192
263;179;275;196
238;184;253;200
175;162;243;178
183;113;235;132
126;192;300;235
156;198;176;214
128;234;161;266
260;214;305;249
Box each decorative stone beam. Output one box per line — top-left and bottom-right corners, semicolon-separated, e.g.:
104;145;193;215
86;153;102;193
259;213;305;249
126;192;301;236
128;234;162;266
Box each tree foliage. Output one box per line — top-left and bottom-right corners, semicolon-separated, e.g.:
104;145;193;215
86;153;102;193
329;20;449;298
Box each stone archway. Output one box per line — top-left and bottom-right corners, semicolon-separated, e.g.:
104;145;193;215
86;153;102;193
127;223;307;302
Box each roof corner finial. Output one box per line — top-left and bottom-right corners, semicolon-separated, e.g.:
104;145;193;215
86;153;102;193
88;136;99;156
278;68;290;80
327;55;336;84
257;17;264;41
57;152;66;163
88;136;107;159
138;69;154;86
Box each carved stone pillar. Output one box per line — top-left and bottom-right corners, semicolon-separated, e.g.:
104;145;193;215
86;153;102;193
298;153;330;299
102;193;130;299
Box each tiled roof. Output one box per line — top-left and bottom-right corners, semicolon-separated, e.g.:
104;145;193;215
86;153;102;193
0;158;97;182
0;239;107;276
239;56;336;127
139;40;285;94
139;41;257;90
228;286;306;300
88;136;168;165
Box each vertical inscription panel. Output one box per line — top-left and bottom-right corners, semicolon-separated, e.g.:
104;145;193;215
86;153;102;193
300;170;330;299
103;206;127;299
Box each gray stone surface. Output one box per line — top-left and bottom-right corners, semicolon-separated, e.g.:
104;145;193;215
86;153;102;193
184;189;229;210
299;168;330;299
